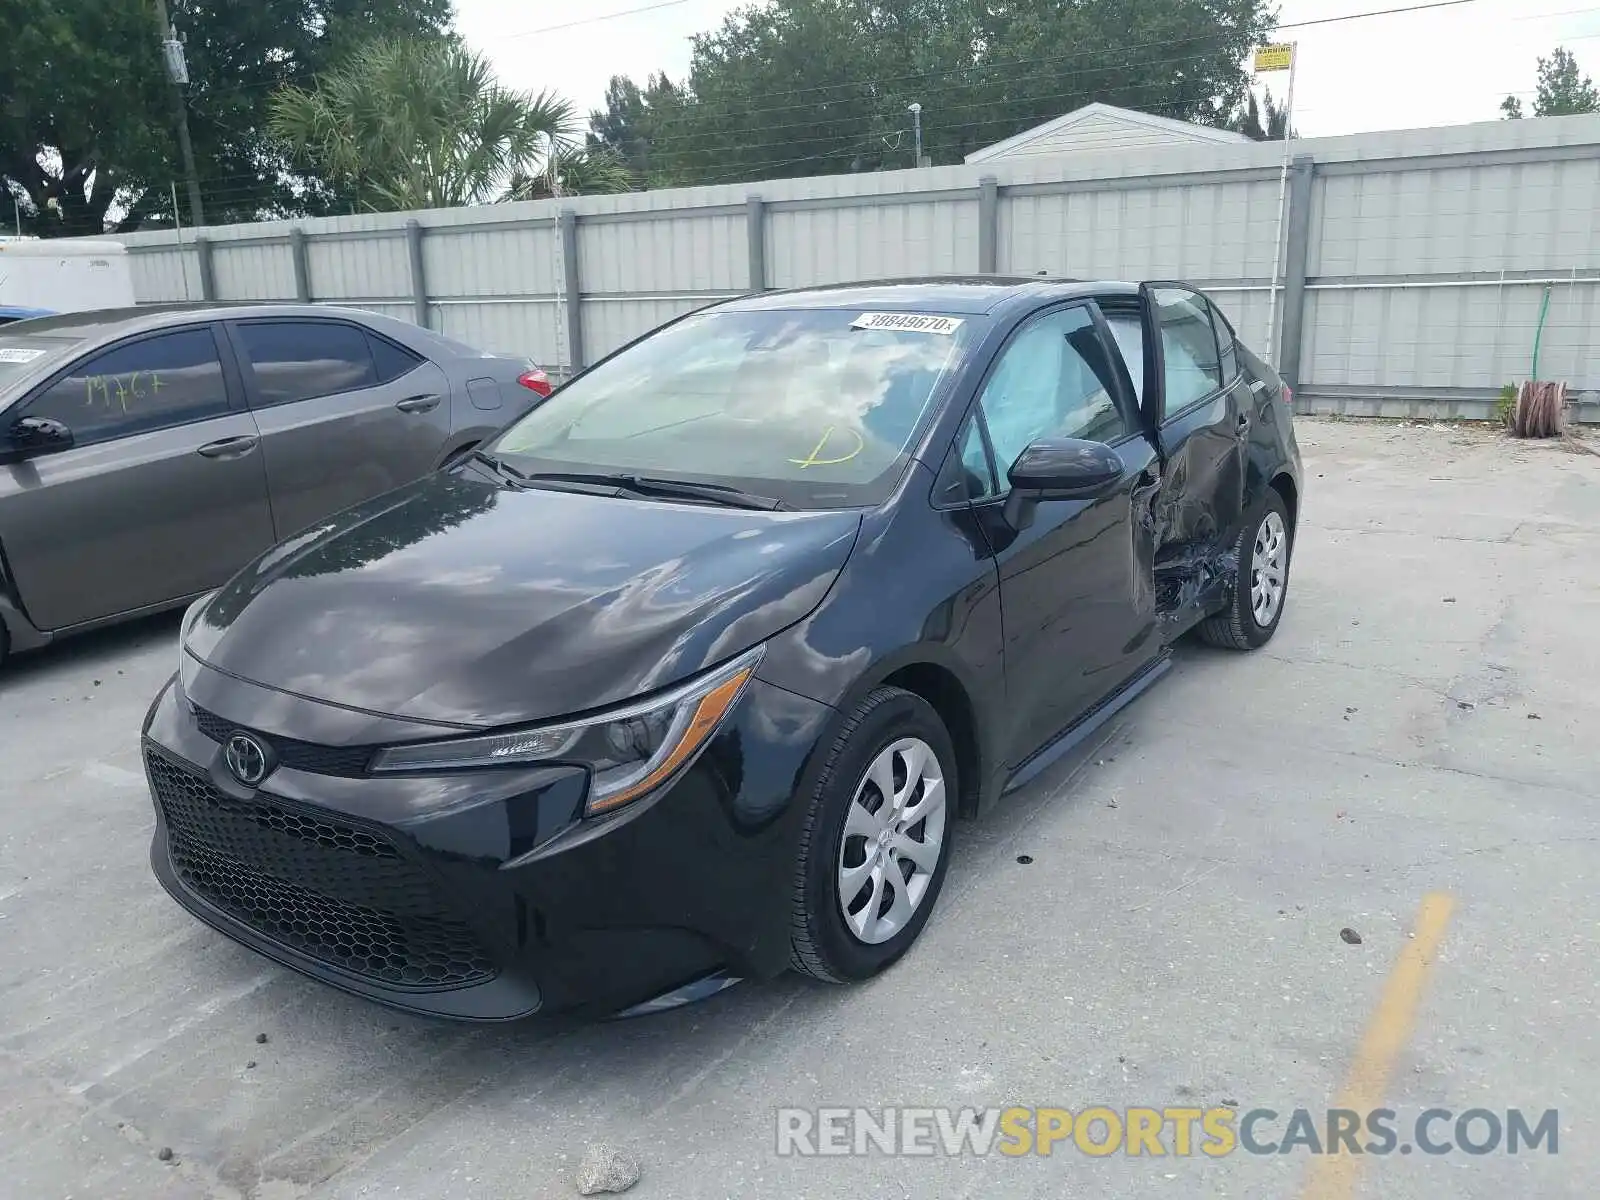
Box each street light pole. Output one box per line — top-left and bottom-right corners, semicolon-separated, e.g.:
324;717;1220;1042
907;102;923;168
152;0;205;229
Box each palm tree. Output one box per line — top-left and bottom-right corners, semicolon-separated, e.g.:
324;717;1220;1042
270;39;630;211
503;145;638;201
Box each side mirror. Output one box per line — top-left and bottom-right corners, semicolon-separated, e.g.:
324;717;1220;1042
0;416;75;465
1002;437;1124;528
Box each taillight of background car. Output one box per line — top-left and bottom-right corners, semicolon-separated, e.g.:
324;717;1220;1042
517;367;552;398
1281;383;1294;408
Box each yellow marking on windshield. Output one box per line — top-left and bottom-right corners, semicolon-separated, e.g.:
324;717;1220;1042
789;425;865;468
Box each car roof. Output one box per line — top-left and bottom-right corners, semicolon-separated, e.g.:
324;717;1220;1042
0;303;516;366
719;276;1140;316
4;302;415;341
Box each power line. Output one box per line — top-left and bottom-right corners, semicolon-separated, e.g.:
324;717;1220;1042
164;73;1553;202
65;0;1593;213
501;0;695;41
587;0;1504;114
1277;0;1485;31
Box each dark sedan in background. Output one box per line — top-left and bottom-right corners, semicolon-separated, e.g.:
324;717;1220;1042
0;304;549;666
144;276;1301;1020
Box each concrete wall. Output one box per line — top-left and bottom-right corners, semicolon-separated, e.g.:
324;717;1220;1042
113;112;1600;420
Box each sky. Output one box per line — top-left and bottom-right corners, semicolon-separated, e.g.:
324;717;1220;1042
458;0;1600;143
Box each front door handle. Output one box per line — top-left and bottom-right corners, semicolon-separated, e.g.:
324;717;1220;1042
196;435;259;459
396;394;443;414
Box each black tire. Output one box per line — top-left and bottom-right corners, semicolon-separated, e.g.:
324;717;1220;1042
789;686;957;984
1196;488;1293;651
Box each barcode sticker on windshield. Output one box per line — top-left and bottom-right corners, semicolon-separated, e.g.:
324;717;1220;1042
850;312;964;335
0;348;44;363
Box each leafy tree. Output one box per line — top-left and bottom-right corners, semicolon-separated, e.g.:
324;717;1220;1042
505;147;639;200
1502;46;1599;119
0;0;449;237
1232;88;1291;140
270;39;596;211
588;73;686;185
593;0;1276;187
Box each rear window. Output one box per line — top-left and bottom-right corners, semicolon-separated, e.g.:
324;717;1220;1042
235;320;378;407
0;336;79;391
368;333;423;383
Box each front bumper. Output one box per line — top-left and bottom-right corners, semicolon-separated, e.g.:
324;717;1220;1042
143;666;834;1020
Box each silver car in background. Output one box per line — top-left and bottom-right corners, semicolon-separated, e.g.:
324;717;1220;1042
0;304;550;666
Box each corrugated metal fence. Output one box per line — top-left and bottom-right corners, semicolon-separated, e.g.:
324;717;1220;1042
113;113;1600;421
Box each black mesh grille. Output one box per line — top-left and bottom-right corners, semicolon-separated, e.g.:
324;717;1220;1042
191;706;373;778
148;748;496;989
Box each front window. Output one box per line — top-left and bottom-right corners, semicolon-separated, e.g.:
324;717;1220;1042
491;308;979;509
18;328;229;446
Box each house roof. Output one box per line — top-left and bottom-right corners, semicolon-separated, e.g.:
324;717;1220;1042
965;102;1251;164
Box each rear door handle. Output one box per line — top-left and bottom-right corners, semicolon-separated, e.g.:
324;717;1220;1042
396;394;443;413
196;435;259;459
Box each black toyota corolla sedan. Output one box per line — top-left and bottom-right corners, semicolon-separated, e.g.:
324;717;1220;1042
144;276;1302;1020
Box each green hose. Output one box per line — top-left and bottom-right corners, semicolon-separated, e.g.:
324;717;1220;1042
1530;284;1553;381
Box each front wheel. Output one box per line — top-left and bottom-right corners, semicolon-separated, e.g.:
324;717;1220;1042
789;687;956;984
1196;489;1293;650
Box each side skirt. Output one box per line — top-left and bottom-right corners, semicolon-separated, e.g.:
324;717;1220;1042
1001;651;1172;796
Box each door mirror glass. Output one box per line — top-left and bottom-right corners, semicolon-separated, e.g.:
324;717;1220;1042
1007;437;1123;500
1;415;75;463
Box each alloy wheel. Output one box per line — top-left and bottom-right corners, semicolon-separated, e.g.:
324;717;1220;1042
1250;510;1288;627
836;737;948;945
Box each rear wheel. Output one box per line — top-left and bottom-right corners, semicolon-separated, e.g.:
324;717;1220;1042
1197;489;1293;650
789;687;955;983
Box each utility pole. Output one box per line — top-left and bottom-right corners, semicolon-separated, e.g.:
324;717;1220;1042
907;102;924;168
152;0;205;229
1254;41;1298;368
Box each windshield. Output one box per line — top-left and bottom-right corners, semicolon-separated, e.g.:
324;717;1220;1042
491;308;979;509
0;335;78;391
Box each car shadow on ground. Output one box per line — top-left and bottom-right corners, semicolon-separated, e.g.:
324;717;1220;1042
1;610;184;691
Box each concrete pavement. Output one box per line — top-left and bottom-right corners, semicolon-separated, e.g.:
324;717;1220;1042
1;418;1595;1199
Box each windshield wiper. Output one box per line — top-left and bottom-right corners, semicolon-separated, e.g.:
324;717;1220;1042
518;471;792;511
469;451;615;497
469;448;528;485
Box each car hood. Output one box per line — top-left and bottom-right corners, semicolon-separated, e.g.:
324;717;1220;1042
186;471;861;728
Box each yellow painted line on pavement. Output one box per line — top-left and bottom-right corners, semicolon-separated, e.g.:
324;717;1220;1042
1300;891;1456;1200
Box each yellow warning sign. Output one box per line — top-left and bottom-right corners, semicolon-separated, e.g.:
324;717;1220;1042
1253;44;1294;72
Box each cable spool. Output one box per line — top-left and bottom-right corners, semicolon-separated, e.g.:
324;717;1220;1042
1512;380;1566;439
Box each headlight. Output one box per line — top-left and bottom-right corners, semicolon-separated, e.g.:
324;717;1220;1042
369;645;763;815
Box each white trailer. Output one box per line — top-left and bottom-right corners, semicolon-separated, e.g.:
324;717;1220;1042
0;239;137;314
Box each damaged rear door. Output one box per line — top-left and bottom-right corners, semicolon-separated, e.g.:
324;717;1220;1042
1137;283;1249;617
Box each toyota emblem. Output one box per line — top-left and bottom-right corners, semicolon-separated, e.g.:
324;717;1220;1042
224;733;270;786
